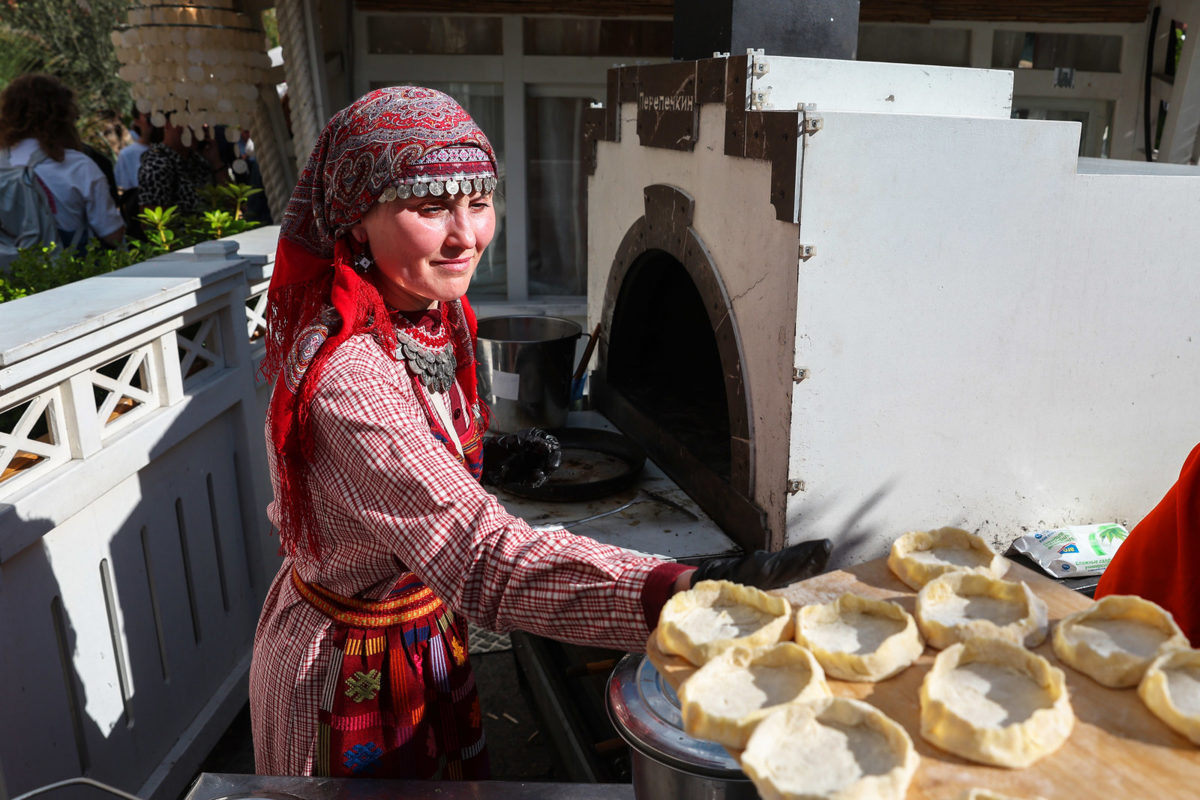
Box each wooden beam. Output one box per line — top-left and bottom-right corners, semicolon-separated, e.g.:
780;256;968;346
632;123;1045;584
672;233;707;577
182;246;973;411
861;0;1150;24
354;0;672;16
358;1;1149;25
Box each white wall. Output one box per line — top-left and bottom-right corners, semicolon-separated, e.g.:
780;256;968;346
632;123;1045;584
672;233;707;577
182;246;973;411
788;108;1200;563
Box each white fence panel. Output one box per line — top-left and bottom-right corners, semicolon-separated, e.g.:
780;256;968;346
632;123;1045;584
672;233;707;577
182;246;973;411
0;229;281;800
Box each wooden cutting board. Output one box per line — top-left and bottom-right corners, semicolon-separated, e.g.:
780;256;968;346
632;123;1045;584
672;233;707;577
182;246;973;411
646;558;1200;799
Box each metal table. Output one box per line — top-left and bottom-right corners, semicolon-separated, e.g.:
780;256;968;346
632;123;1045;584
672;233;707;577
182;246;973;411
185;773;635;800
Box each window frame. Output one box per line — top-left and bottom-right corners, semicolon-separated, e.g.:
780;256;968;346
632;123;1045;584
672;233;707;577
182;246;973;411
352;12;669;305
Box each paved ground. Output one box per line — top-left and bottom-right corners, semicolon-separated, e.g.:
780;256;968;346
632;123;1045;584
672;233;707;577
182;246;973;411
194;645;565;784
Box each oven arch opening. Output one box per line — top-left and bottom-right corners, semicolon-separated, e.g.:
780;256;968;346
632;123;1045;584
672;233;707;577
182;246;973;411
592;183;768;552
606;248;731;482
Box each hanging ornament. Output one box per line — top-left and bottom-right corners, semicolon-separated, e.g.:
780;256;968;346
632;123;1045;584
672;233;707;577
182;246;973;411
112;1;273;138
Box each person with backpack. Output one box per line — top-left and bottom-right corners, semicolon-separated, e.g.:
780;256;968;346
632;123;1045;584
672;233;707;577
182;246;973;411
0;73;125;262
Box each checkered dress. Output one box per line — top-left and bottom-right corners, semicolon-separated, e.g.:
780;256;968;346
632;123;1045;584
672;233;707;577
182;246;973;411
250;334;663;776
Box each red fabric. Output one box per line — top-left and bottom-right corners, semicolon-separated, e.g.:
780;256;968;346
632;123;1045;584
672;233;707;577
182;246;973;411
262;87;496;558
293;571;487;779
1095;443;1200;645
641;563;694;629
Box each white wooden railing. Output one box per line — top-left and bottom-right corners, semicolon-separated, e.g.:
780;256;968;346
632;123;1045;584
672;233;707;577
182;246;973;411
0;227;282;800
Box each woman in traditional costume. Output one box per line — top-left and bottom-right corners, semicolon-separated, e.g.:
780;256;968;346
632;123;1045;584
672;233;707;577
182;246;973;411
250;86;830;779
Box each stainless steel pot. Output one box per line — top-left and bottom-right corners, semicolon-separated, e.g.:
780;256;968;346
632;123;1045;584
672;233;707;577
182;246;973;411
475;315;583;433
606;653;758;799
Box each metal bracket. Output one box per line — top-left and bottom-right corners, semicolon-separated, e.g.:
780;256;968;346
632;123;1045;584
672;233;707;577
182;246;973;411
787;479;805;495
799;243;816;261
752;59;770;77
750;88;770;111
800;102;823;135
793;367;809;382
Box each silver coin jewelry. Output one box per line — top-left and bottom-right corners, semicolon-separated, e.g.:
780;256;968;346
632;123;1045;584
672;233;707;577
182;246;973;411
394;320;456;394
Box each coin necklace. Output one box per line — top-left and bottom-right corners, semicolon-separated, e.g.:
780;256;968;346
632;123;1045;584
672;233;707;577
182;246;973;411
394;315;456;394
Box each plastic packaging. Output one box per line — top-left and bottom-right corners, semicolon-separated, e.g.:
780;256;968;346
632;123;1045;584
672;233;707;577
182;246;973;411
1010;523;1129;578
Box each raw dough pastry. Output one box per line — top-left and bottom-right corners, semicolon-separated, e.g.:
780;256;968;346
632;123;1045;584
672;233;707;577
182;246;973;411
1053;594;1189;688
1138;647;1200;745
916;572;1049;649
795;593;925;682
920;637;1074;768
656;579;793;666
741;696;919;800
679;642;831;749
888;527;1008;590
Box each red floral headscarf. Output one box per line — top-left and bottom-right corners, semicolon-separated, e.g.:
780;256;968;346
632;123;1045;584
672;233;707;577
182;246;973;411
263;86;498;557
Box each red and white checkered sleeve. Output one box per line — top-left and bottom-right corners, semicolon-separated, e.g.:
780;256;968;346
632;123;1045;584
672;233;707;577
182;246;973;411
306;337;664;651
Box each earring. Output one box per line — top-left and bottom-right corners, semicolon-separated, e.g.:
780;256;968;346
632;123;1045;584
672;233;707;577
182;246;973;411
354;251;374;274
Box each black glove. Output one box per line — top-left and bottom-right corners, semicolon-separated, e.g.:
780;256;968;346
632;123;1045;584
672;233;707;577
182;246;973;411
481;428;562;489
691;538;833;591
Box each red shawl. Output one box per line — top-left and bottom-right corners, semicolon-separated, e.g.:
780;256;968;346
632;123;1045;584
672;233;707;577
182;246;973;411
1095;443;1200;645
262;87;497;558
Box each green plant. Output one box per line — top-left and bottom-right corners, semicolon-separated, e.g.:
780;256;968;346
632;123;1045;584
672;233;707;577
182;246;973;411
137;205;179;250
220;183;263;221
199;182;264;221
0;24;52;88
1;199;263;302
204;209;235;239
0;238;156;302
0;0;132;122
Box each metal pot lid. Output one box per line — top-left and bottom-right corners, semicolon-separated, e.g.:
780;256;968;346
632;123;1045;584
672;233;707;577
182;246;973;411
606;652;748;779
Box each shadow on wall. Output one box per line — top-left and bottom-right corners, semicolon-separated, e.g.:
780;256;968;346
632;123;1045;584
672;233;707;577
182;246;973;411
787;480;898;567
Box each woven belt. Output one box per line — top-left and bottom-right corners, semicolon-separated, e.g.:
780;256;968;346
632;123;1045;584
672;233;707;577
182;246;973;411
291;568;443;628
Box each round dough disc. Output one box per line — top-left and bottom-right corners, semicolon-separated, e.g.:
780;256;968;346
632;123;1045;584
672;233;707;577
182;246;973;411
1053;594;1189;688
741;696;919;800
656;579;793;666
957;791;1048;800
1138;647;1200;745
888;527;1008;590
920;637;1074;768
795;593;925;682
916;571;1049;649
679;642;831;749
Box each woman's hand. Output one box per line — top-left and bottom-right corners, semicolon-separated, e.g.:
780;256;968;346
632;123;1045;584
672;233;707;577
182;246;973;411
689;539;833;591
481;428;562;489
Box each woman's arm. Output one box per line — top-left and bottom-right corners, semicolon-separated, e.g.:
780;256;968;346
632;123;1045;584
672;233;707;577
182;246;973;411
304;337;672;651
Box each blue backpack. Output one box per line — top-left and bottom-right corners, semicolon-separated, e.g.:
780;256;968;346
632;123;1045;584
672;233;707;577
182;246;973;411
0;147;60;272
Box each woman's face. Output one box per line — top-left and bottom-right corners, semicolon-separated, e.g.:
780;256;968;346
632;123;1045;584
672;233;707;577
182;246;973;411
353;191;495;311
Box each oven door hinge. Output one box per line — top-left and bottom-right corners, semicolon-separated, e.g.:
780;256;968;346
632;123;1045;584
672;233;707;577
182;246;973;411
800;103;823;135
799;243;816;261
787;479;805;494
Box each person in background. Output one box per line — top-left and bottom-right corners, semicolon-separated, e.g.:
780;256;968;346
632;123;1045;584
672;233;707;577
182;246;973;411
138;114;226;214
213;124;271;223
115;107;150;238
0;73;124;248
116;106;150;197
250;85;833;779
1095;443;1200;645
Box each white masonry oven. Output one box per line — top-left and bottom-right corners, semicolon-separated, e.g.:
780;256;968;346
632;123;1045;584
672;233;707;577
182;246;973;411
583;50;1200;564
